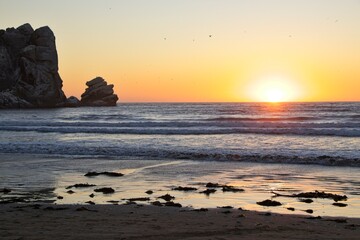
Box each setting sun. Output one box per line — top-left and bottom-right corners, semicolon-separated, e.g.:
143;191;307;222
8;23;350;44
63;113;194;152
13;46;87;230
245;74;301;102
265;87;284;102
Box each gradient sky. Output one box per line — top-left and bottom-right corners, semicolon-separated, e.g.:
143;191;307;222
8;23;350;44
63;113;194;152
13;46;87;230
1;0;360;102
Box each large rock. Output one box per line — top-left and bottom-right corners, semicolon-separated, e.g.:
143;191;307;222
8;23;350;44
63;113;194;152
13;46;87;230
0;23;66;108
65;96;80;107
0;90;33;108
80;77;118;106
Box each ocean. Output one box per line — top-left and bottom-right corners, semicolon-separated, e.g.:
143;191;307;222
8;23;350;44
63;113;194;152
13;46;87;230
0;102;359;165
0;102;359;217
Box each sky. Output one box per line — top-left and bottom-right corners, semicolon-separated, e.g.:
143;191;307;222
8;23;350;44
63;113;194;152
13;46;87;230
1;0;360;102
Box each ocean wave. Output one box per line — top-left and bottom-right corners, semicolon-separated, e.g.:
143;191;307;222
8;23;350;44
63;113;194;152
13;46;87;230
207;116;317;122
1;125;360;137
2;119;359;128
350;114;360;119
164;152;360;167
1;124;360;137
1;118;360;137
0;143;358;167
1;103;359;167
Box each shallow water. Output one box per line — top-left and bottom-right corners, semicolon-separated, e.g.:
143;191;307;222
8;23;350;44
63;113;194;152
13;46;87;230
1;154;359;218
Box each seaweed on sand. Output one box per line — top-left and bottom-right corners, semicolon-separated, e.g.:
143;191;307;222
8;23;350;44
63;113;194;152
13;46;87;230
271;190;347;202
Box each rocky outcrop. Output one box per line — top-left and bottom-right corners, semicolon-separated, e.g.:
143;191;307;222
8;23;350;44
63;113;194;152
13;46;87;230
0;23;66;108
0;23;119;108
0;90;33;108
65;96;80;107
80;77;118;106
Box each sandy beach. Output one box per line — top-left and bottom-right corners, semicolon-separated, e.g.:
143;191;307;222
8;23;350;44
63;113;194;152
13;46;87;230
0;203;359;240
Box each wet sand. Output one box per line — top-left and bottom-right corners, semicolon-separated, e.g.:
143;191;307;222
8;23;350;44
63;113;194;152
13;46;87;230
0;204;359;240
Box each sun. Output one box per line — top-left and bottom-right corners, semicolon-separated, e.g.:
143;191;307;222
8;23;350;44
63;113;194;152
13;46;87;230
265;87;284;102
245;74;299;102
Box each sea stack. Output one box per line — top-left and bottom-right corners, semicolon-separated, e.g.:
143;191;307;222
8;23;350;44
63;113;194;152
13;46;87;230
0;23;66;108
0;23;119;108
80;77;118;106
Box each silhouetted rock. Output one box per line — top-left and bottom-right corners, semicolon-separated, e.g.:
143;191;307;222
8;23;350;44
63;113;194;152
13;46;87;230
332;202;347;207
94;187;115;194
80;77;118;106
66;183;96;189
205;182;224;188
0;91;33;108
151;201;163;206
272;190;347;202
125;197;150;202
0;23;66;108
300;198;313;204
172;186;197;191
222;186;244;192
218;206;233;209
158;194;175;202
256;199;282;207
200;189;216;195
0;23;119;108
304;209;314;214
164;201;182;207
84;171;124;177
65;96;80;107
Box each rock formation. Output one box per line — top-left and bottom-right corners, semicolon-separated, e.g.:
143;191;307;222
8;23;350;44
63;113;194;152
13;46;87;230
0;23;66;108
0;23;119;108
80;77;118;106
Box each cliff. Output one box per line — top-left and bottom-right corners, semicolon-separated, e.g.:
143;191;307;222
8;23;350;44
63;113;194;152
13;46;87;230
0;23;66;108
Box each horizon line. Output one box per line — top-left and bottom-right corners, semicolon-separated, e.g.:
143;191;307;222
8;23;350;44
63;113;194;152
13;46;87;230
117;100;360;104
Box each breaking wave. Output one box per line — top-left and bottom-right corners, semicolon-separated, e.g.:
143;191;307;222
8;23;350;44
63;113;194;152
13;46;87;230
0;142;358;167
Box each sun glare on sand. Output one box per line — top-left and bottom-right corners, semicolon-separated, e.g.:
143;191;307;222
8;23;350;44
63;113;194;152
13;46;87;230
247;75;299;103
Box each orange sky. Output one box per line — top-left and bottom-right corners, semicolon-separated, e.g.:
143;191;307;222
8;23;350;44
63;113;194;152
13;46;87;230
1;0;360;102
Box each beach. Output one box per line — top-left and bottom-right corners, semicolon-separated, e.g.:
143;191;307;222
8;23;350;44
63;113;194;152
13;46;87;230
0;103;359;239
1;153;359;240
1;203;359;240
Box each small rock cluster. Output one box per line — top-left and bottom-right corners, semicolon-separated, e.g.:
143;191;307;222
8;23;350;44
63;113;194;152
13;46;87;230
80;77;118;106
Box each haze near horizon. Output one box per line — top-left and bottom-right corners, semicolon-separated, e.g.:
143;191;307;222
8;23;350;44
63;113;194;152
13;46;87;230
1;0;360;102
